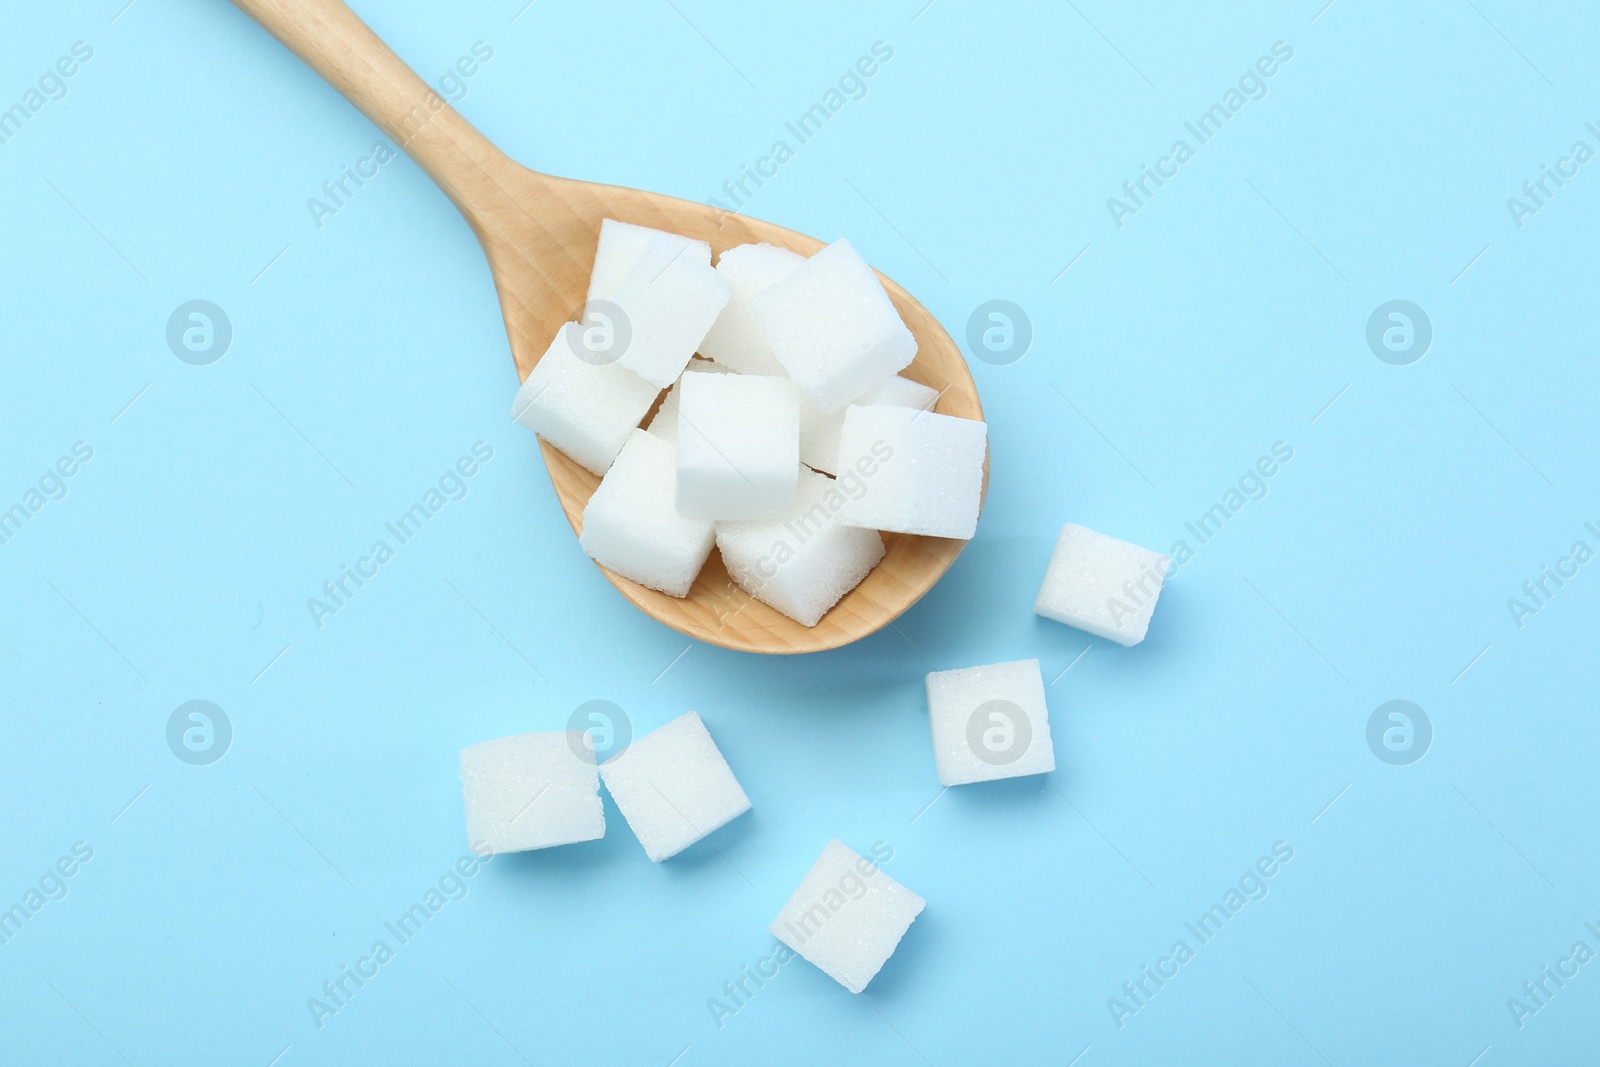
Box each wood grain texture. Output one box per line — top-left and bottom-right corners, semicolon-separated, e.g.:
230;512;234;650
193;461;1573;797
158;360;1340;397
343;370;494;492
231;0;985;654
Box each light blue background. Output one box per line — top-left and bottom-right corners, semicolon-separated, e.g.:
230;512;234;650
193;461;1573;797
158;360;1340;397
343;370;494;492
3;0;1598;1063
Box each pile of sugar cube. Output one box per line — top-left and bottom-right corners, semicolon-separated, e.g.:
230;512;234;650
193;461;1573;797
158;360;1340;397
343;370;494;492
512;220;989;626
493;215;1180;995
459;523;1171;994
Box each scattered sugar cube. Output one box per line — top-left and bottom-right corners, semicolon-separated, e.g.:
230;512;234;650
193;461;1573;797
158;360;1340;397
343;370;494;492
1035;523;1169;646
579;430;715;597
799;375;940;476
645;359;733;445
511;322;661;475
770;840;925;994
587;218;711;307
835;404;987;539
610;235;731;388
752;239;917;413
925;659;1055;786
459;731;604;853
716;468;886;626
676;372;800;521
599;712;751;862
698;243;806;376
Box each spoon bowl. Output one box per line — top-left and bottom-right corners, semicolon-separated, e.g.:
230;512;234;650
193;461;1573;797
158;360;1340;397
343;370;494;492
232;0;984;653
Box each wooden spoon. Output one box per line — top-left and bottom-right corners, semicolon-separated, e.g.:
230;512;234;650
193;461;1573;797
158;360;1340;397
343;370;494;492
231;0;985;654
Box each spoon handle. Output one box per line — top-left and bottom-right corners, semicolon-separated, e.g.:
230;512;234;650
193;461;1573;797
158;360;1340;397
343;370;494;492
230;0;517;224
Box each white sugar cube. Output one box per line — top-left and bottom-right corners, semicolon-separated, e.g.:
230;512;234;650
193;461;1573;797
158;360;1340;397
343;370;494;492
799;375;940;475
587;218;711;307
579;430;715;597
599;712;751;862
459;731;604;853
609;235;731;388
511;322;661;475
698;242;805;376
1035;523;1169;646
925;659;1054;786
770;840;925;994
752;239;917;412
645;359;733;445
716;468;885;626
676;372;800;521
835;405;987;539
